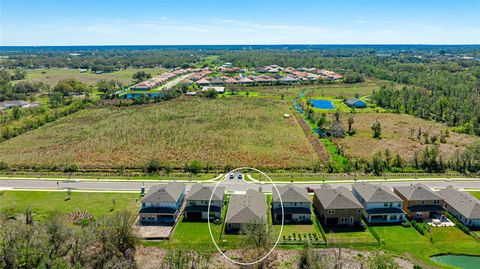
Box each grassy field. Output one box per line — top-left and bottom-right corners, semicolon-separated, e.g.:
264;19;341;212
16;68;164;86
374;225;480;268
0;97;320;169
335;112;478;161
228;79;389;98
0;190;140;221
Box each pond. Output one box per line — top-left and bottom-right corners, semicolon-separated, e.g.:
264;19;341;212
310;99;335;109
431;255;480;269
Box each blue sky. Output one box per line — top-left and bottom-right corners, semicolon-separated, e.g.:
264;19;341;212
1;0;479;45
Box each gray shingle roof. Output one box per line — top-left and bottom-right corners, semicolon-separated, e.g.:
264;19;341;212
186;183;225;201
437;187;480;219
314;186;363;210
272;184;310;203
353;182;402;203
142;182;185;204
394;183;442;201
225;189;266;224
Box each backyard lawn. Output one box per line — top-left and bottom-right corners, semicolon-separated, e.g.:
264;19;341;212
0;190;140;221
469;192;480;199
373;225;480;268
0;97;321;169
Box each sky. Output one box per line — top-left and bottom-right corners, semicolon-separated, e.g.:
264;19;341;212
0;0;479;46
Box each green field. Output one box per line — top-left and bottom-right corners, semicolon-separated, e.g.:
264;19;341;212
0;97;320;169
16;68;164;86
226;79;387;99
0;190;140;221
374;225;480;268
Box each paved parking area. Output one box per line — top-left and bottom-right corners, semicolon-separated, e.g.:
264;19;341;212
137;225;174;239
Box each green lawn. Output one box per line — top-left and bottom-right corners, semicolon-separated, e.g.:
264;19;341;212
469;192;480;199
373;225;480;268
168;217;223;248
16;68;164;86
0;190;140;221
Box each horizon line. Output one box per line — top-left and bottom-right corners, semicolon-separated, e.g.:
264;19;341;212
1;43;480;48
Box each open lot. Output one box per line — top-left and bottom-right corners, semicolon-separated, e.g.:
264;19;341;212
0;190;140;221
0;97;320;169
15;68;164;86
335;112;478;161
373;225;480;268
228;79;387;98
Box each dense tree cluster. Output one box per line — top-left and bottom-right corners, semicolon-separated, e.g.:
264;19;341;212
0;70;48;101
0;210;138;269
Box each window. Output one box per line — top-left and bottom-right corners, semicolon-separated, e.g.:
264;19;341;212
384;203;388;207
433;200;440;205
327;210;335;214
391;215;397;220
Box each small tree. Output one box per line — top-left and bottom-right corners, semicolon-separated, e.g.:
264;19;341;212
132;71;152;83
203;88;218;99
185;160;202;175
145;159;161;174
347;115;354;134
317;113;327;130
372;120;382;139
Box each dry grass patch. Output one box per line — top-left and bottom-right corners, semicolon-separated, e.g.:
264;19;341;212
0;97;319;169
334;113;478;161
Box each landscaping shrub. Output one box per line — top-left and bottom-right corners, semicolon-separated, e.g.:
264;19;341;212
63;164;79;173
411;220;426;235
445;212;471;235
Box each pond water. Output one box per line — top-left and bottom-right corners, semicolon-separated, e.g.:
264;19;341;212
310;99;335;109
431;255;480;269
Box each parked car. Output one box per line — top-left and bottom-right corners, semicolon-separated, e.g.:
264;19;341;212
237;174;243;180
306;187;315;193
229;174;234;180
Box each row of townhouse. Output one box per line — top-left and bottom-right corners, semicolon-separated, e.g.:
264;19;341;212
138;182;480;229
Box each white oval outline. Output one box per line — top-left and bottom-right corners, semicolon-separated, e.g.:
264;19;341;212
207;167;284;266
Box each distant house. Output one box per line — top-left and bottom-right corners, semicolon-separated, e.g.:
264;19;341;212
393;184;444;220
238;77;254;85
210;78;224;85
225;189;266;232
352;182;405;224
196;78;211;86
180;79;194;85
272;184;311;224
202;87;225;93
278;76;299;84
184;183;225;221
139;183;186;224
0;100;38;110
437;187;480;228
344;98;367;108
313;185;363;226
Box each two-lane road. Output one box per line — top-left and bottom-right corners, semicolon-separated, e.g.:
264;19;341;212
1;177;480;193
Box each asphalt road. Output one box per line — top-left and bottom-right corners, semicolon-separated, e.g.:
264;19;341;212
1;177;480;193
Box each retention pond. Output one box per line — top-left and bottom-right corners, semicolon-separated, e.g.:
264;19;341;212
431;255;480;269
